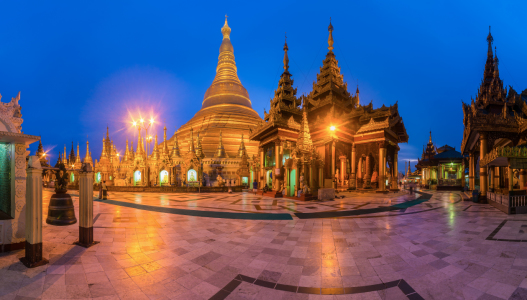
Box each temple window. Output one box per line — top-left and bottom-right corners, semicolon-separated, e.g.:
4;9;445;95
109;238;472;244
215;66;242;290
0;143;11;218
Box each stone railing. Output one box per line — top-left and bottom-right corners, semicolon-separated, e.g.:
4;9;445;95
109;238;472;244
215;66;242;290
487;191;527;214
481;146;527;167
438;179;462;186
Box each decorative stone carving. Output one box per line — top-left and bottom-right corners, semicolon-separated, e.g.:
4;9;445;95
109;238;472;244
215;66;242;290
0;92;23;133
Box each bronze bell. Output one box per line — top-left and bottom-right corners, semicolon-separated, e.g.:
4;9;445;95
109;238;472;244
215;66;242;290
46;190;77;226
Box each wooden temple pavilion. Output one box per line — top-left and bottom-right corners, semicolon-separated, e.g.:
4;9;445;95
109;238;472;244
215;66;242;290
461;27;527;213
249;21;409;197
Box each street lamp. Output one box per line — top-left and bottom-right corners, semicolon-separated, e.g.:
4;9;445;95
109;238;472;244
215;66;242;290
132;116;155;157
330;125;335;131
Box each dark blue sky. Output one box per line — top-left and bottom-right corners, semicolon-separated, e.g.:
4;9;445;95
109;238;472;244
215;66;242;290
1;1;526;172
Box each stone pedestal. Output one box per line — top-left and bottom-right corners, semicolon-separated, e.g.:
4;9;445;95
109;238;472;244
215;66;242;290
75;167;98;248
261;190;283;198
318;188;335;201
20;157;49;268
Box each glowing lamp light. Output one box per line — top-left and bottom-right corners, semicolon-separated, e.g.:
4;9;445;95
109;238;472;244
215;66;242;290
149;118;155;124
132;121;137;127
140;118;144;123
330;126;336;131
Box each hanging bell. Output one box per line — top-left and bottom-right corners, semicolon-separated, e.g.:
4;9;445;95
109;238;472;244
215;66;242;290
46;190;77;226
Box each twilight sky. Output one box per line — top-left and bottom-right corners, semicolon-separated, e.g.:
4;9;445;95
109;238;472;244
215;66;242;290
1;0;526;172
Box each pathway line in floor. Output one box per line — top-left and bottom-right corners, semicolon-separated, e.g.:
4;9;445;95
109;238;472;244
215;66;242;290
294;192;433;219
95;199;294;220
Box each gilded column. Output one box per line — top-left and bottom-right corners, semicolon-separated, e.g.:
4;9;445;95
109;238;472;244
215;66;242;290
365;155;371;188
488;167;493;189
379;143;386;192
331;141;336;188
393;151;398;189
480;133;488;194
260;149;265;189
494;167;500;189
285;167;289;196
294;162;299;196
508;161;513;192
469;152;474;190
309;162;314;193
275;141;281;168
21;156;48;268
76;165;98;248
350;144;356;190
318;163;324;189
339;156;346;186
520;169;527;190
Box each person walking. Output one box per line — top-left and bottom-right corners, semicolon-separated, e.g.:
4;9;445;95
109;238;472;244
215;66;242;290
253;180;258;195
102;180;108;200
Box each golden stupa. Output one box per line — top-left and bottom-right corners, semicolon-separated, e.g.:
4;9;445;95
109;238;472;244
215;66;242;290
167;17;262;159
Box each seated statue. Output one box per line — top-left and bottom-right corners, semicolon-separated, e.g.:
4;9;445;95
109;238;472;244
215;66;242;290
371;171;378;183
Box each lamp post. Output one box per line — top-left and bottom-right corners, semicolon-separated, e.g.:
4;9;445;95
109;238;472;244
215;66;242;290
132;117;155;157
132;117;155;187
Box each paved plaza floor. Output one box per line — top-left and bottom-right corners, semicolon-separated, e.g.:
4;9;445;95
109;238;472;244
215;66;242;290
2;189;527;300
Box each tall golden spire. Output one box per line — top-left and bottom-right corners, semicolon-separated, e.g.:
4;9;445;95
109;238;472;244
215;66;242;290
328;18;334;52
201;16;252;109
283;33;289;71
189;128;195;153
215;130;227;158
171;131;181;159
76;143;81;163
85;139;93;165
222;15;231;39
297;98;313;153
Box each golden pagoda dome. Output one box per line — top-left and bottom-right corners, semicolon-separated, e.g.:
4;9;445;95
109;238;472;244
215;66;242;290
167;16;262;158
201;16;254;111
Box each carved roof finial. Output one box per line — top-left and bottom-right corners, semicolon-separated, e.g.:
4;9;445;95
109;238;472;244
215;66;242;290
222;15;231;40
283;32;289;71
429;131;432;144
487;25;493;56
328;17;334;51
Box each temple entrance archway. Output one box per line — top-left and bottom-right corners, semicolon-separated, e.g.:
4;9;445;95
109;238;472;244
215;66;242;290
70;173;75;183
159;170;169;186
134;170;141;186
187;169;197;186
289;169;296;196
266;170;272;188
96;172;101;184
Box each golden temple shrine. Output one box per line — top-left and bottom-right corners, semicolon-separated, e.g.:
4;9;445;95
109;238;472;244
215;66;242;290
62;18;409;194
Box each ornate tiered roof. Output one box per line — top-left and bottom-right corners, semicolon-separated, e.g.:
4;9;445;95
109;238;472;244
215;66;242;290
264;37;302;124
296;101;313;154
171;131;181;159
306;20;357;113
251;38;303;140
461;27;527;153
215;130;227;158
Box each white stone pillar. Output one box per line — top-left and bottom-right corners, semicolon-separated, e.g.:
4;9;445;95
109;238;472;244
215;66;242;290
20;156;48;268
76;165;98;247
